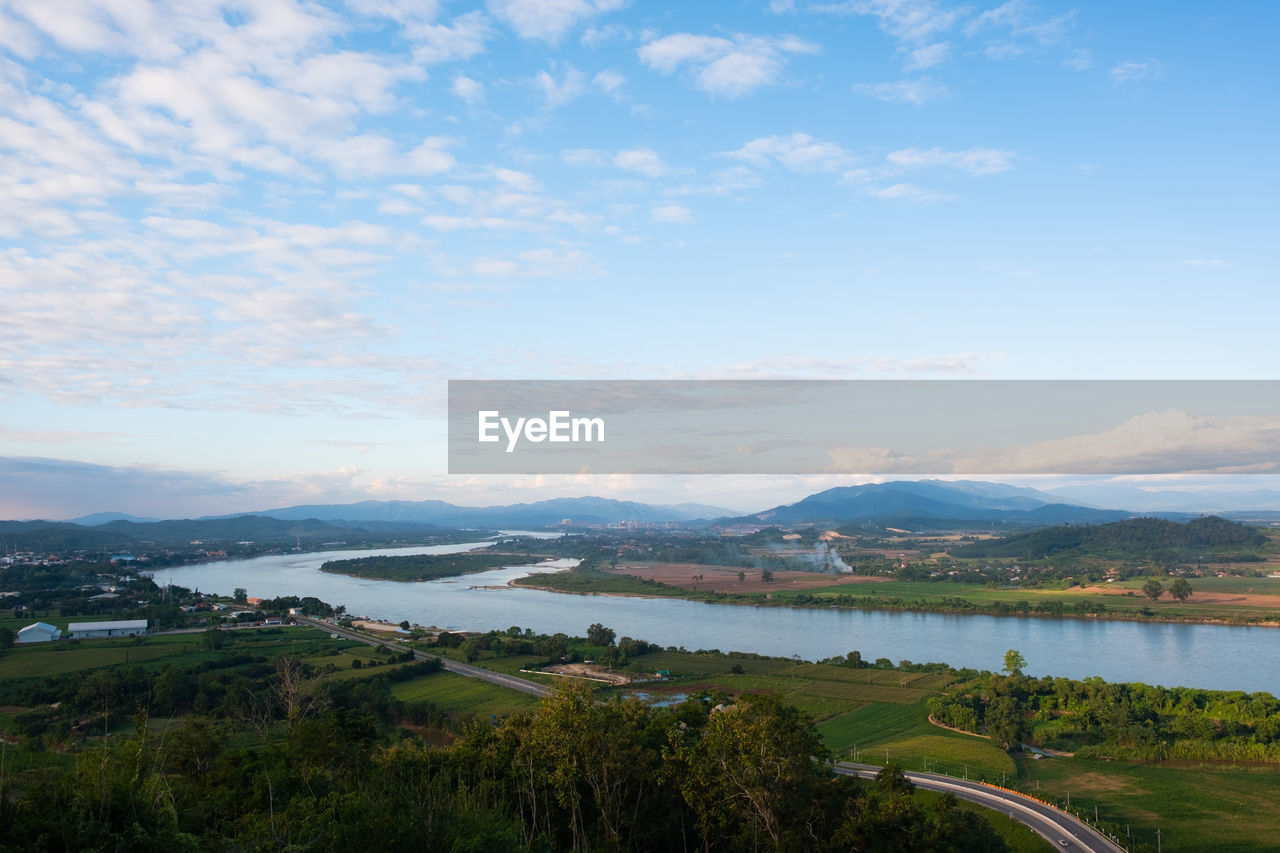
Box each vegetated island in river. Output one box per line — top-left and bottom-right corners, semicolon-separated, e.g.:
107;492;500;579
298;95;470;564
505;518;1280;627
320;551;543;582
510;558;1280;627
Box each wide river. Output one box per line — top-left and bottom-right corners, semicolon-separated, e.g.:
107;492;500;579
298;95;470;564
152;537;1278;694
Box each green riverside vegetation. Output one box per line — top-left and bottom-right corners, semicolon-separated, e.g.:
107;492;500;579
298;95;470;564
319;550;539;581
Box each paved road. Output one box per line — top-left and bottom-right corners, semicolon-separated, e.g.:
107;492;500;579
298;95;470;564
834;762;1126;853
293;615;553;698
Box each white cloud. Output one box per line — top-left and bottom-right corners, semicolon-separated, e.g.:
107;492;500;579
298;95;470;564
722;133;852;172
869;182;949;203
406;11;492;64
377;197;421;215
638;32;819;98
487;0;624;44
886;146;1015;175
813;0;962;44
1111;59;1163;85
534;65;588;107
561;147;606;166
828;410;1280;476
406;137;459;174
424;214;532;231
965;0;1075;44
593;69;625;95
493;167;540;191
471;247;596;277
651;203;692;223
614;147;669;177
905;41;949;70
451;74;484;103
852;77;947;104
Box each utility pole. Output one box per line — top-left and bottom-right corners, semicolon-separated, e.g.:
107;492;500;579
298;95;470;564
1157;828;1162;853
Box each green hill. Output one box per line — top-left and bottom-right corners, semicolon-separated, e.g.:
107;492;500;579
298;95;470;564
949;516;1268;561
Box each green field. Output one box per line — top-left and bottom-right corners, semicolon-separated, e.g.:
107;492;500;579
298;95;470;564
1015;756;1280;853
391;670;541;717
615;649;1010;773
820;702;1016;780
0;627;357;682
771;577;1280;621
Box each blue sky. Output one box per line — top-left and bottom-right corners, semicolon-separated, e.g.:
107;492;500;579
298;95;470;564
1;0;1278;519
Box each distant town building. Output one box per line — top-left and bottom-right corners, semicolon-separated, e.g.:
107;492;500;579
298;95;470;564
17;622;61;643
65;619;148;640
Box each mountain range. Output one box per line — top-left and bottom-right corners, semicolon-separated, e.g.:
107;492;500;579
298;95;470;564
742;480;1131;527
6;480;1253;553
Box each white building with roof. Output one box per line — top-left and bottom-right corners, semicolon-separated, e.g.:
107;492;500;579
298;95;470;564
65;619;148;640
17;622;61;643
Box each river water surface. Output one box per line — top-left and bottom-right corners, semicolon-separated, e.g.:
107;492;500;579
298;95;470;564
151;538;1278;694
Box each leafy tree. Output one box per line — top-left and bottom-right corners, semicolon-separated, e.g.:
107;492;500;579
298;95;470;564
232;587;247;603
985;695;1027;750
1142;579;1164;601
761;569;774;583
586;623;615;646
0;625;14;649
1003;649;1026;678
666;691;827;850
1170;578;1193;602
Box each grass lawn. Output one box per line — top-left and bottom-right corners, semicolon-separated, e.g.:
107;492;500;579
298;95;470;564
1015;755;1280;853
0;627;351;682
820;701;1016;781
0;634;201;679
457;652;561;686
391;670;541;718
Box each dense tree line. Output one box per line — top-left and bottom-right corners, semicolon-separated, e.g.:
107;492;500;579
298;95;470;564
0;679;1010;852
929;665;1280;762
319;551;523;581
950;516;1268;561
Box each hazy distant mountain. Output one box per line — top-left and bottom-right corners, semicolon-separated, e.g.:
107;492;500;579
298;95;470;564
1046;484;1280;513
0;516;459;552
223;496;736;528
67;511;160;526
745;480;1130;527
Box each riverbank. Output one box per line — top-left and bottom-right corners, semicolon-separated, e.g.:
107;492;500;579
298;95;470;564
509;563;1280;628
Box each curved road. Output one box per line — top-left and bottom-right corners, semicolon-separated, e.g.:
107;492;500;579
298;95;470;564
834;762;1126;852
295;616;1124;851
